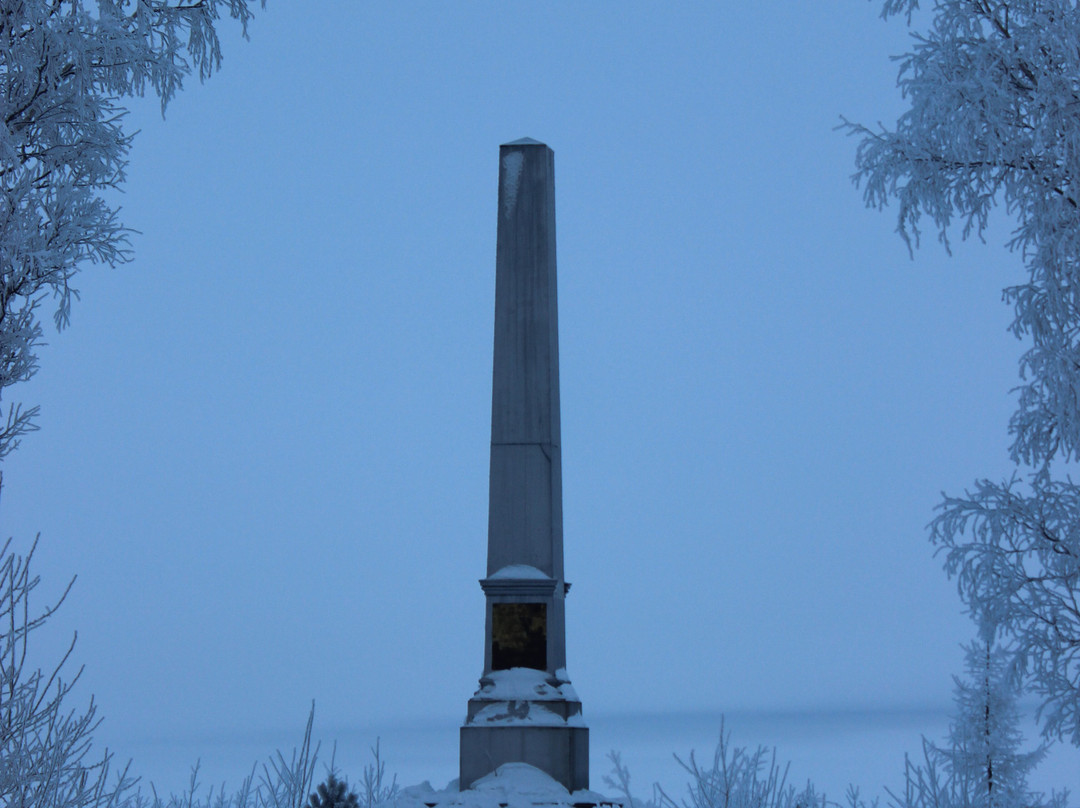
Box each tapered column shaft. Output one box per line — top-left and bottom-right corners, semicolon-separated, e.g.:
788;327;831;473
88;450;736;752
487;140;564;582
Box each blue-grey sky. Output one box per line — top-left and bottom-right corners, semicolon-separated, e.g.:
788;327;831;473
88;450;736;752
2;0;1026;759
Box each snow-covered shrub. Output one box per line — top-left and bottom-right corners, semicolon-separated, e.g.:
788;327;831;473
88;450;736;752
604;751;642;808
0;531;366;808
610;720;826;808
658;739;824;808
143;707;320;808
357;740;398;808
0;536;136;808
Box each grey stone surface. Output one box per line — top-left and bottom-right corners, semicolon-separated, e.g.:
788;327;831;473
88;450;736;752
487;139;563;582
459;139;588;793
460;726;589;795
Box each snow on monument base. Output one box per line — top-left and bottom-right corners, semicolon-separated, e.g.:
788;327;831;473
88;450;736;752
399;763;615;808
459;725;589;793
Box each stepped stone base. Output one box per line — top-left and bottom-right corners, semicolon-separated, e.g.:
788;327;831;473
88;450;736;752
460;725;589;793
408;762;610;808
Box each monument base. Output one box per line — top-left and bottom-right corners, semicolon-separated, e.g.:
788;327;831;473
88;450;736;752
459;725;589;793
411;762;616;808
460;668;589;792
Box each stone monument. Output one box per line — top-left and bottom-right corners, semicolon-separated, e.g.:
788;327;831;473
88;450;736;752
459;139;589;793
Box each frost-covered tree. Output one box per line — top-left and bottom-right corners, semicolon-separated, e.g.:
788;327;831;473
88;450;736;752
844;0;1080;745
0;0;263;463
887;642;1061;808
1;4;267;806
937;642;1048;808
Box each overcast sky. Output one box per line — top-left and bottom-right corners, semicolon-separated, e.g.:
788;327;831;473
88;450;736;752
0;0;1042;793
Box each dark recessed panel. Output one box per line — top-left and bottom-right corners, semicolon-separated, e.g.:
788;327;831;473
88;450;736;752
492;603;547;670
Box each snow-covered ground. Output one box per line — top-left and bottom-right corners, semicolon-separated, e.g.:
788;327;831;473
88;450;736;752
113;707;1079;805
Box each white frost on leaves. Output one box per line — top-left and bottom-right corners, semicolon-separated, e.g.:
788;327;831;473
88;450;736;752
488;564;550;580
501;151;525;218
378;763;616;808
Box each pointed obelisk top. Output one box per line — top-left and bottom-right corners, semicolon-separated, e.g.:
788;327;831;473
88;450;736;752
503;136;546;146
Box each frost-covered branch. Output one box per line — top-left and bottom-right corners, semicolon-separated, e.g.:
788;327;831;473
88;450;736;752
0;536;137;808
650;721;826;808
930;477;1080;743
0;0;264;461
847;0;1080;745
884;642;1064;808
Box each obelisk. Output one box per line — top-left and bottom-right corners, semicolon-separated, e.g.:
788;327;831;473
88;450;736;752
459;139;589;792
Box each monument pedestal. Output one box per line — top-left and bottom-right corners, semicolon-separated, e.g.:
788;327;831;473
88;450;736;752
460;668;588;792
459;726;589;795
419;762;617;808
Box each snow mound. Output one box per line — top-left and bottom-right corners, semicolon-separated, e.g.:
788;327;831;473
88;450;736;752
488;565;551;580
378;763;617;808
473;668;576;703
